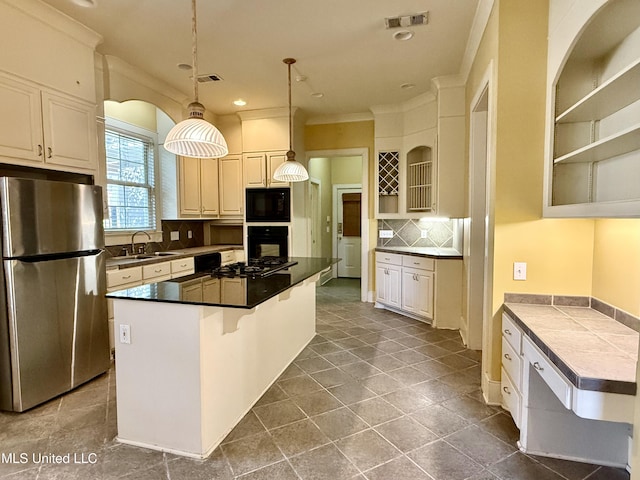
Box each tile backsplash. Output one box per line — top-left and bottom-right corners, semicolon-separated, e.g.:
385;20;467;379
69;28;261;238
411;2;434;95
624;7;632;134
105;220;205;257
377;219;461;249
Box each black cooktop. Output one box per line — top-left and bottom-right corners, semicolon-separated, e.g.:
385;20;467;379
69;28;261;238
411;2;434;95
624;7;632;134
212;257;298;278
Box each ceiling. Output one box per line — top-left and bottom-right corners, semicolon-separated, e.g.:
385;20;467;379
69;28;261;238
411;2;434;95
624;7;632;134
40;0;482;121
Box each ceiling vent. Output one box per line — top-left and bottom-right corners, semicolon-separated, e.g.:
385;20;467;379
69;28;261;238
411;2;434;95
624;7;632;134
384;11;428;29
197;73;223;83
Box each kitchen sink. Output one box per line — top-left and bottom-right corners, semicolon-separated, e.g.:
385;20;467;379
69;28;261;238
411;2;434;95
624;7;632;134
133;252;179;259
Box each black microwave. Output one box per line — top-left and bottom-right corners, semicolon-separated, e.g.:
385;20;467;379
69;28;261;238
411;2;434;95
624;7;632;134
245;187;291;223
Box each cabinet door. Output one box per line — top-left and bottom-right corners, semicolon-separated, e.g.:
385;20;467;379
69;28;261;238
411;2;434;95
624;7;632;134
375;263;388;303
202;277;221;303
200;158;219;215
402;267;434;318
386;265;401;308
41;91;97;171
219;156;243;216
179;156;202;215
0;74;43;163
221;277;245;304
181;282;203;303
243;153;266;187
267;152;289;187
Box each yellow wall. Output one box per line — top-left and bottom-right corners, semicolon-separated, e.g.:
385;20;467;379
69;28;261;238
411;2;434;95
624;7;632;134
467;0;598;382
308;157;333;258
592;219;640;316
104;100;158;132
331;156;362;185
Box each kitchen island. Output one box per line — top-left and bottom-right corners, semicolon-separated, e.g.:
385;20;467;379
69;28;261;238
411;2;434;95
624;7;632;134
107;257;337;458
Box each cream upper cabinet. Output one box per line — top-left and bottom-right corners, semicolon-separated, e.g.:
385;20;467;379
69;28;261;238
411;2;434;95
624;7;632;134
544;0;640;217
219;155;244;216
179;156;219;216
0;72;98;173
243;151;289;188
373;82;464;219
179;155;243;218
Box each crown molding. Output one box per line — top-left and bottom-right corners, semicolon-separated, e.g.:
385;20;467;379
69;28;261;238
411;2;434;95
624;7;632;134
305;112;373;125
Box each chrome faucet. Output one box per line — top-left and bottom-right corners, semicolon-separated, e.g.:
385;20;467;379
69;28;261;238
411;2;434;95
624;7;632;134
130;231;151;255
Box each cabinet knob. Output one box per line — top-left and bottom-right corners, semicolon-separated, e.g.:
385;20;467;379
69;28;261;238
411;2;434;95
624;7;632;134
503;386;511;395
504;353;511;361
533;362;544;371
504;329;511;335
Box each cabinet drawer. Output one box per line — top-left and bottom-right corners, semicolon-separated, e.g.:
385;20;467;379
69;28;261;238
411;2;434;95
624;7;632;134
502;312;522;354
142;262;171;280
522;336;572;409
171;257;195;278
501;367;522;428
401;255;434;271
501;336;522;390
220;250;235;265
107;267;142;288
375;252;403;266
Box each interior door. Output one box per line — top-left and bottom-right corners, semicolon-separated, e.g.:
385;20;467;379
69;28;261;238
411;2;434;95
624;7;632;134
310;181;321;257
337;189;361;278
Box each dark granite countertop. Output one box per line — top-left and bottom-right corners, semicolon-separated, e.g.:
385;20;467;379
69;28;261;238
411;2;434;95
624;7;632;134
106;257;338;309
375;246;462;259
503;298;638;396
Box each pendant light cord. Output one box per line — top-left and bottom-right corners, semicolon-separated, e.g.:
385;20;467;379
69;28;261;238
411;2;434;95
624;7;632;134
284;58;296;153
191;0;199;103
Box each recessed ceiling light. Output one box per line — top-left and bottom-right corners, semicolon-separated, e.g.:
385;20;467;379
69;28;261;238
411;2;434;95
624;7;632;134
393;30;414;41
311;92;324;98
400;83;415;90
71;0;97;7
233;99;247;106
177;63;192;71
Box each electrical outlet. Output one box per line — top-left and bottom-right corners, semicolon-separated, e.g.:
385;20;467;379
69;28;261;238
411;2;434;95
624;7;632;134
188;230;193;239
119;324;131;344
170;231;179;241
379;230;394;238
514;262;527;281
420;230;428;238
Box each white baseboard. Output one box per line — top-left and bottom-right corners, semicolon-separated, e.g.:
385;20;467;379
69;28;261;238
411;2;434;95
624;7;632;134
482;371;502;405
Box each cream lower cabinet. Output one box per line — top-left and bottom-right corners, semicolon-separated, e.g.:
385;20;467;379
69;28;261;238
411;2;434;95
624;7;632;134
179;155;243;218
376;252;460;326
400;255;434;319
0;71;98;173
375;253;402;309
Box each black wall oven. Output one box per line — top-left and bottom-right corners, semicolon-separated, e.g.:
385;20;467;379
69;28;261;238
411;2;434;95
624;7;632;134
247;226;288;259
245;188;291;223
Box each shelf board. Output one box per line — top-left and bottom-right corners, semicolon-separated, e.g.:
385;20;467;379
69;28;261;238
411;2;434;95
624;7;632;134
556;58;640;123
553;123;640;164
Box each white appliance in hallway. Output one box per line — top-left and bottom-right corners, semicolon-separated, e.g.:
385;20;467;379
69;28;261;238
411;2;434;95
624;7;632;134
0;177;109;412
336;187;361;278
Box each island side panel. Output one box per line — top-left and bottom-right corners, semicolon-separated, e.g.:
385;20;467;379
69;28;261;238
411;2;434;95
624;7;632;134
200;277;317;452
113;300;205;456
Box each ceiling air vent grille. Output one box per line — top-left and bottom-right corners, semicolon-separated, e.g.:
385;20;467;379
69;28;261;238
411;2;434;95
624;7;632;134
197;73;223;83
384;11;428;29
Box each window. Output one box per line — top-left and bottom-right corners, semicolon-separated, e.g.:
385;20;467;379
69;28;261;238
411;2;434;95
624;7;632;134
104;127;156;231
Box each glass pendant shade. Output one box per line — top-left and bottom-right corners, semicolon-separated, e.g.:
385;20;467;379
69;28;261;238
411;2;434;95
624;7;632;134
274;57;309;183
163;1;228;159
165;104;229;158
273;150;309;182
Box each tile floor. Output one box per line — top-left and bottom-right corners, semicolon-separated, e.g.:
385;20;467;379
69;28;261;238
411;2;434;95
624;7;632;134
0;278;631;480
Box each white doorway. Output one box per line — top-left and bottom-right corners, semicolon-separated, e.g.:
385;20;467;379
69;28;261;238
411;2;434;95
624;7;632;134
335;186;362;278
306;148;369;302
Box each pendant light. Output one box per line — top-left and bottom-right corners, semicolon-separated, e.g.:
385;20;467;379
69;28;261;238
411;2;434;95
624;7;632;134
164;0;228;158
272;58;309;182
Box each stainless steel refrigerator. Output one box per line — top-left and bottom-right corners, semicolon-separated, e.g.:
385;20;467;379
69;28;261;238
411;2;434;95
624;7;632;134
0;177;109;412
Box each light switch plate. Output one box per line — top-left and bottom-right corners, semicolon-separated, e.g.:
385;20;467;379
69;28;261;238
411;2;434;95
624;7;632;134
420;230;428;238
379;230;394;238
514;262;527;280
188;230;193;239
170;231;179;241
119;324;131;344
